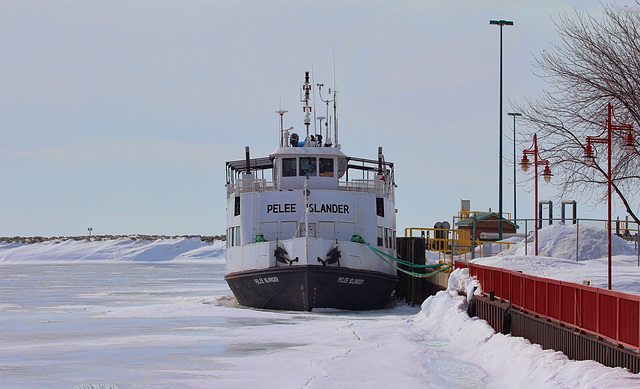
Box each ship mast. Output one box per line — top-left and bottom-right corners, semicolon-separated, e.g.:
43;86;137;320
301;71;312;144
317;83;334;147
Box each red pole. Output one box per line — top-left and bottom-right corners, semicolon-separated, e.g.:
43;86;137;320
534;134;539;256
607;104;612;290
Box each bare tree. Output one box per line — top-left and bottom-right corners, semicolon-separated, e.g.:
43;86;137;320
516;2;640;224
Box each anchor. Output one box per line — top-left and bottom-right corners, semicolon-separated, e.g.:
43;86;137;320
317;246;341;266
274;245;298;266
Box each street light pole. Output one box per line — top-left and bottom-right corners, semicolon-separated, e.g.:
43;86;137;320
508;112;522;222
521;134;552;256
583;103;635;290
490;19;514;240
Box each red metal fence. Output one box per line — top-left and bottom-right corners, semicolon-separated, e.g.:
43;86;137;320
455;261;640;353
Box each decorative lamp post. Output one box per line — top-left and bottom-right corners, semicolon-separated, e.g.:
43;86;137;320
582;103;635;290
508;112;522;222
521;133;552;256
490;19;514;240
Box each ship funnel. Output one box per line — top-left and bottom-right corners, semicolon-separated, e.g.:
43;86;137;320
245;146;251;174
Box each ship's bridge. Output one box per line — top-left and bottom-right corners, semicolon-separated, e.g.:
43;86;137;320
225;146;395;200
270;147;347;190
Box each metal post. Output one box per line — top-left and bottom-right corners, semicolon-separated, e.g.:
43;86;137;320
524;219;528;256
534;135;539;255
490;19;514;240
576;219;580;262
561;200;577;224
509;112;522;222
499;22;504;241
472;213;477;260
607;104;612;290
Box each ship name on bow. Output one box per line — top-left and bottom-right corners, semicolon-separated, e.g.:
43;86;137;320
266;203;350;214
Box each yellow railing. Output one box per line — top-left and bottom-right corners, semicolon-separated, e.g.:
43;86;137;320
404;227;518;265
604;222;639;239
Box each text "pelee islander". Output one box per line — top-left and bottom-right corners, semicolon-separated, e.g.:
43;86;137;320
266;203;350;214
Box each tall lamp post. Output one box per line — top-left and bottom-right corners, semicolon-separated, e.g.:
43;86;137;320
521;134;552;256
490;19;514;240
582;103;635;290
508;112;522;222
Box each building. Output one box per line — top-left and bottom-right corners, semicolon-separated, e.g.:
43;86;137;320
455;212;518;240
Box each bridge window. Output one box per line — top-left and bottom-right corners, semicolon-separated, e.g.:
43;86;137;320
299;157;317;176
319;158;334;177
282;158;297;177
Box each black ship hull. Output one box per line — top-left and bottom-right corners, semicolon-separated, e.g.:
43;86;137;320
225;265;399;311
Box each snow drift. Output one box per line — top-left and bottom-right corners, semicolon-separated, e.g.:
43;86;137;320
498;223;636;261
0;236;226;263
473;224;640;294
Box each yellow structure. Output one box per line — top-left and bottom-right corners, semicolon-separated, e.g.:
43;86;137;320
403;225;517;269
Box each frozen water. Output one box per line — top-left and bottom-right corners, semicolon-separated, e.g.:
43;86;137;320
424;359;488;388
1;263;230;388
1;229;639;388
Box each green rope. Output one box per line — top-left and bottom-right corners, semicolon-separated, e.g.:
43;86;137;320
350;235;441;268
350;235;451;278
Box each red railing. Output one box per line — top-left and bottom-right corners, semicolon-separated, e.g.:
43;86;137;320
455;261;640;353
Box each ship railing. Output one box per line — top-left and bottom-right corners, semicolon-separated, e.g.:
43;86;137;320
339;179;395;199
228;178;277;197
227;178;395;199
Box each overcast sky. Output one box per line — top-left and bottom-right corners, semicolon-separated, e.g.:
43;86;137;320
1;0;635;237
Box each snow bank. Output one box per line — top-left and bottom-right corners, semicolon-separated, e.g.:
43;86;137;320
473;224;640;294
416;269;640;387
0;237;226;263
499;224;636;261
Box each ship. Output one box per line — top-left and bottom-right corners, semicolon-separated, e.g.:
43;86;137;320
224;72;398;311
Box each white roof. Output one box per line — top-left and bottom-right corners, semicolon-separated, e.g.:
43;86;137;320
269;147;347;158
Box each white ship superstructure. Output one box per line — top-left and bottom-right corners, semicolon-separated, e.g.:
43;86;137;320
224;72;398;311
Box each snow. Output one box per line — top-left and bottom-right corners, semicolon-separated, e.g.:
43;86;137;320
0;237;226;263
498;223;637;261
474;224;640;294
1;227;639;388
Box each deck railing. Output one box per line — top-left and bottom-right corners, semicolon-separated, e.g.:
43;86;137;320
456;261;640;353
227;178;394;200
